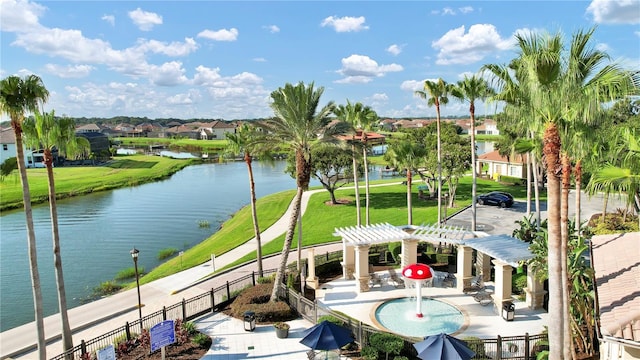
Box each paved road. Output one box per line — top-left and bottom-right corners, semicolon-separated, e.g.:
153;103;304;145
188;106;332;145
0;187;622;359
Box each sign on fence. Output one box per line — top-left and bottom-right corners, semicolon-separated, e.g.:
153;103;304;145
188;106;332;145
96;345;115;360
150;320;175;352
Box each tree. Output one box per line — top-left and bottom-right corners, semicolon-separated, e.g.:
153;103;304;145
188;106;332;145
385;139;426;225
308;144;354;204
415;78;454;227
0;74;49;359
224;123;271;277
259;82;348;302
451;75;494;230
22;111;78;354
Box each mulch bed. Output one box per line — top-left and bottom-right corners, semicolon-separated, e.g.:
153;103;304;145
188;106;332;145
117;339;211;359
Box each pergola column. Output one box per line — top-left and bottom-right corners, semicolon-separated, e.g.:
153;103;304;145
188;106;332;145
491;259;513;312
525;267;547;309
401;238;419;269
456;245;474;291
341;243;355;280
354;244;371;293
305;248;319;290
477;252;492;282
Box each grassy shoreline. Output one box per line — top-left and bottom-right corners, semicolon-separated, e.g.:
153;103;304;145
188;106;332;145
0;155;198;212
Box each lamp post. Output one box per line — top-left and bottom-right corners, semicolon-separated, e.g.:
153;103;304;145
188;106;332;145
130;248;143;331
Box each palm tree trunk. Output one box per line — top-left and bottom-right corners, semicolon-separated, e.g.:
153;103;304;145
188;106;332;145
574;159;582;235
407;169;413;225
436;107;442;227
351;142;361;227
363;141;370;226
44;149;73;353
543;122;564;359
561;153;572;359
531;131;542;230
270;186;304;302
246;153;263;277
13;122;47;359
470;112;477;231
601;193;609;222
526;153;532;215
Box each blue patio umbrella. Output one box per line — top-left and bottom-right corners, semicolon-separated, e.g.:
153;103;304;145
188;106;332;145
300;320;354;351
413;333;475;360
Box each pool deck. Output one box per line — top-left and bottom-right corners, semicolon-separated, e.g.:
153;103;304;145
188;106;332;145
316;273;549;339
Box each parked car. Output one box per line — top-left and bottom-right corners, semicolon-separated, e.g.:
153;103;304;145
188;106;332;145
477;191;514;208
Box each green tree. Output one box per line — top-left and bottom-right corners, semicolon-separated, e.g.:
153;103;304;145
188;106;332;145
309;144;354;204
259;82;348;302
225;123;271;277
22;111;79;354
451;75;494;230
385;139;426;225
415;78;454;226
0;74;49;359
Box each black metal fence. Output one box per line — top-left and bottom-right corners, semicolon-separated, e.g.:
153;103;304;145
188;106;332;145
50;255;546;360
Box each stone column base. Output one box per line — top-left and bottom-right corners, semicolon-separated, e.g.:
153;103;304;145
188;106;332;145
341;262;355;280
525;288;547;310
305;277;319;290
456;275;474;292
357;277;370;293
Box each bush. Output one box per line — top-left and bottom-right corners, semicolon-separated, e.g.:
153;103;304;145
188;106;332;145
463;336;488;359
360;345;379;360
93;281;123;297
388;242;402;263
512;273;527;295
257;274;275;284
369;332;403;359
229;283;295;322
318;315;344;326
192;333;211;348
157;247;178;260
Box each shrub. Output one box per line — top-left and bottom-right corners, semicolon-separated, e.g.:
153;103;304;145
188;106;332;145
512;273;527;295
114;267;137;281
157;247;178;260
360;345;379;360
463;336;488;359
93;281;123;297
192;333;211;348
318;315;343;326
369;332;403;359
257;274;275;284
229;283;294;322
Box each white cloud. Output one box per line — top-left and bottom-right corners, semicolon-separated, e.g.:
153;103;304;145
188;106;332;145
193;65;222;86
264;25;280;33
197;28;239;41
443;7;456;15
336;54;403;84
587;0;640;24
321;16;369;32
432;6;474;16
0;0;45;32
147;61;188;86
401;79;427;92
386;44;403;56
432;24;513;65
459;6;474;14
135;38;198;57
102;14;115;26
128;8;162;31
253;57;267;62
44;64;94;78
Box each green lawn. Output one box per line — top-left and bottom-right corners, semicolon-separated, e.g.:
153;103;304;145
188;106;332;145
0;155;196;212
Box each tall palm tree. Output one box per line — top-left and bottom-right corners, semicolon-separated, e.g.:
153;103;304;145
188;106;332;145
260;82;348;302
225;123;271;277
415;78;453;227
0;74;49;359
22;110;79;354
385;140;425;225
451;75;494;231
334;101;378;225
333;101;362;226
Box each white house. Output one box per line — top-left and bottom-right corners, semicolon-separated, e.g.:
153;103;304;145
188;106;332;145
0;127;40;168
476;150;526;179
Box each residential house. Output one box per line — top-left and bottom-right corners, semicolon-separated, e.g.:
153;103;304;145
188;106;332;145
591;232;640;359
0;127;41;168
475;119;499;135
476;150;526;179
76;123;102;133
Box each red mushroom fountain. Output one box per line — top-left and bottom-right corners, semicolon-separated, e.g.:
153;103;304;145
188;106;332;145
401;263;433;318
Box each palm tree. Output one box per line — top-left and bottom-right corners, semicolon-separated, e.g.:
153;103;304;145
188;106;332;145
415;78;453;227
22;110;78;354
260;82;348;302
451;75;494;231
225;123;271;277
333;101;362;226
0;74;49;359
385;139;425;225
334;101;378;225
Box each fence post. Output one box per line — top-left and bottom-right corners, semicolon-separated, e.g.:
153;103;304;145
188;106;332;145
326;252;329;261
497;335;502;360
80;340;87;358
210;288;215;313
125;321;131;341
226;281;230;301
182;298;187;320
524;333;530;360
162;306;167;320
252;271;256;286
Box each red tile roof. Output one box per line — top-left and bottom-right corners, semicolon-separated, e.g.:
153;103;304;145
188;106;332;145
592;232;640;342
477;150;525;164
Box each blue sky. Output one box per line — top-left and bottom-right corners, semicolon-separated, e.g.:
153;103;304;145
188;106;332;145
1;0;639;121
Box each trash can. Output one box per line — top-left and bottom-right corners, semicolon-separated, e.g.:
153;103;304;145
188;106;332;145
243;311;256;331
502;301;515;321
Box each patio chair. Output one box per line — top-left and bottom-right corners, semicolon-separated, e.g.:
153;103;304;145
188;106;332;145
473;289;494;306
463;275;485;294
442;273;456;288
369;273;383;287
387;269;405;288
